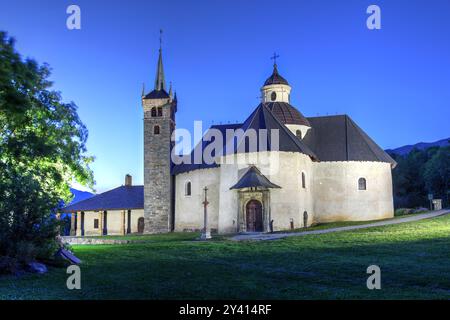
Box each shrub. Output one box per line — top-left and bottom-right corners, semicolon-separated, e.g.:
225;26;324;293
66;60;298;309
395;208;413;216
0;256;19;274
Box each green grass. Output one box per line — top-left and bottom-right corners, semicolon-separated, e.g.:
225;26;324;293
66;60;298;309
2;214;450;300
280;212;429;233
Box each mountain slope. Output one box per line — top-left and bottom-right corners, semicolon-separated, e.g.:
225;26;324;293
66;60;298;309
386;138;449;155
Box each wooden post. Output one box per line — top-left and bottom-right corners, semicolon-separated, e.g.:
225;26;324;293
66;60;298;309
99;211;103;236
70;212;76;236
122;210;126;235
200;187;211;240
102;211;108;235
80;211;85;236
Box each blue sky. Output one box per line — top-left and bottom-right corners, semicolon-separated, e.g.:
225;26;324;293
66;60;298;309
1;0;449;192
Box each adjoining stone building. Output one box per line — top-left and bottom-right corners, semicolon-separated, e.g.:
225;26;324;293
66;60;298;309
64;43;397;236
63;175;144;236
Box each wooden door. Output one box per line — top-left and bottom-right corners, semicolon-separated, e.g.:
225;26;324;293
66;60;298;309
137;217;145;234
246;200;263;232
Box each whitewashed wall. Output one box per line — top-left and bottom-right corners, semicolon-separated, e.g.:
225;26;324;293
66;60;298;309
268;152;315;230
75;209;144;236
216;151;315;233
173;153;394;234
312;161;394;222
174;167;220;232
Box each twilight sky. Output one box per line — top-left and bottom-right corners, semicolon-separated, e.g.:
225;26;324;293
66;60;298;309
1;0;449;192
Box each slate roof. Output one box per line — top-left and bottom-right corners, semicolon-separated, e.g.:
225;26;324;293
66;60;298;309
303;115;397;167
144;89;170;100
264;64;289;86
62;185;144;212
172;108;395;175
172;123;242;175
265;102;311;126
172;104;319;175
230;103;318;158
230;166;281;190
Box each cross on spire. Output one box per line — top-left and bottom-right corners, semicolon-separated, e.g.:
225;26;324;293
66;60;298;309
154;29;166;91
270;52;280;66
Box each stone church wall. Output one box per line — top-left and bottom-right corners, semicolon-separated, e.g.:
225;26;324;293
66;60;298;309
174;167;220;232
173;153;394;234
267;152;315;231
312;161;394;222
216;152;315;233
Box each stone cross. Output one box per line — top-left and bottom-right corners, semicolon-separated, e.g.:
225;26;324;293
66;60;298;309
201;186;212;240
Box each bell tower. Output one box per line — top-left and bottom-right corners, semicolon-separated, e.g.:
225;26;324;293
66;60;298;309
142;35;177;233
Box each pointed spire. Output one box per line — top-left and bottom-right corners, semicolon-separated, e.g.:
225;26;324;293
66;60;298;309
141;82;145;97
154;29;166;91
169;81;173;98
174;90;177;101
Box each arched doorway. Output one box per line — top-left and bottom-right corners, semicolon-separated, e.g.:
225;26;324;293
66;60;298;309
246;200;263;232
137;217;145;234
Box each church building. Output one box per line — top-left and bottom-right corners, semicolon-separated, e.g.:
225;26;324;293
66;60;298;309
63;44;396;236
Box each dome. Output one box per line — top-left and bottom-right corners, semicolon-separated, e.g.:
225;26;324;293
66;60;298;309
263;64;289;86
264;102;310;126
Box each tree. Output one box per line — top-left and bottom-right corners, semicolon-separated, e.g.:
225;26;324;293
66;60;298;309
0;31;94;270
391;149;429;208
424;145;450;207
390;143;449;210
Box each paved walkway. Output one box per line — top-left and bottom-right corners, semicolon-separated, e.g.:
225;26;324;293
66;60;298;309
230;210;450;241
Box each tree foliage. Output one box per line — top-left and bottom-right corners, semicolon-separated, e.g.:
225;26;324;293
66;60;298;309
0;31;94;267
390;143;450;209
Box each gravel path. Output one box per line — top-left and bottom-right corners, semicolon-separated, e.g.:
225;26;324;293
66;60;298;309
230;209;450;241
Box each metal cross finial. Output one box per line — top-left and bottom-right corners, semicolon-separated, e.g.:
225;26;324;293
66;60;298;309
159;29;163;49
270;52;280;66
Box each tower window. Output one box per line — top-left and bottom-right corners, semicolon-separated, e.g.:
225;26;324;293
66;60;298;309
271;91;277;101
94;219;99;229
157;107;163;117
301;172;306;189
185;181;191;196
296;130;302;139
358;178;366;190
151;107;157;117
154;125;160;135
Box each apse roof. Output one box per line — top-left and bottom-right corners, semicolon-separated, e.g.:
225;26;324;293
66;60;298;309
229;103;317;158
303;115;397;167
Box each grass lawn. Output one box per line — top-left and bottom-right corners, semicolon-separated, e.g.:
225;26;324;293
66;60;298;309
279;211;429;233
1;214;450;299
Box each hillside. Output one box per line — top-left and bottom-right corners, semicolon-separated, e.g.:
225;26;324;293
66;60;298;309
386;138;449;155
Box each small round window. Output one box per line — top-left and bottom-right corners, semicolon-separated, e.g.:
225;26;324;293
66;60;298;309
271;91;277;101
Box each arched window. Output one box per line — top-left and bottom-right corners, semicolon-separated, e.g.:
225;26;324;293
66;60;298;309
271;91;277;101
153;125;160;135
296;130;302;139
157;107;163;117
185;181;191;196
301;172;306;189
151;107;157;117
358;177;366;190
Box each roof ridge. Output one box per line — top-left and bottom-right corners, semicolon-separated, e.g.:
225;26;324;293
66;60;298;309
61;185;142;211
261;104;318;160
345;115;396;166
